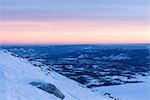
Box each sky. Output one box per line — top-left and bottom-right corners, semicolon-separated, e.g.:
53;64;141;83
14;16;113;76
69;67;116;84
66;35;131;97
0;0;149;44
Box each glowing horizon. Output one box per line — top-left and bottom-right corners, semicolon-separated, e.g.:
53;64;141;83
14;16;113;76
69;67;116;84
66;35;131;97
0;0;149;44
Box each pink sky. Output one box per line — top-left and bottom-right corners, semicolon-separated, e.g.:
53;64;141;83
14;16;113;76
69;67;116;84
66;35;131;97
0;20;149;44
1;0;149;44
0;0;150;44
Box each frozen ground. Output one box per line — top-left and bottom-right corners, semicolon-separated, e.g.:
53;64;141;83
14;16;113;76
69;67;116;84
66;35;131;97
92;76;150;100
3;45;149;89
1;44;150;100
0;50;109;100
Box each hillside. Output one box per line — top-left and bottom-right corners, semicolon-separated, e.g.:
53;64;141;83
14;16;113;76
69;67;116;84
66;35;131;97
0;50;110;100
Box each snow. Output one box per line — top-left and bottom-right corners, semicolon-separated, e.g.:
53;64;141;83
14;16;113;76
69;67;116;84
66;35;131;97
101;54;130;61
78;54;88;59
92;76;150;100
0;50;109;100
63;58;78;60
78;54;85;58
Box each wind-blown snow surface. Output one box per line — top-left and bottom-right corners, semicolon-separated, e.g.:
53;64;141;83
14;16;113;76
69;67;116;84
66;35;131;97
92;76;150;100
0;50;109;100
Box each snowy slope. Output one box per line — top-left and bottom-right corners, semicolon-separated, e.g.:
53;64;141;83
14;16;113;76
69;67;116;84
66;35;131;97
0;50;110;100
92;76;150;100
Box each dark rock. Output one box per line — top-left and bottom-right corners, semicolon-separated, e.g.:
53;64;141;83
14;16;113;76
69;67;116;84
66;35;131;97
30;82;65;100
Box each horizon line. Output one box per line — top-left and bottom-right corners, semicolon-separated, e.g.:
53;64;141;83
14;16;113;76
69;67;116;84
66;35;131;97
0;43;150;46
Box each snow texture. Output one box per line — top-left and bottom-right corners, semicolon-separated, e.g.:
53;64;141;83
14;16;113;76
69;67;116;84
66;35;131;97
0;50;109;100
92;76;150;100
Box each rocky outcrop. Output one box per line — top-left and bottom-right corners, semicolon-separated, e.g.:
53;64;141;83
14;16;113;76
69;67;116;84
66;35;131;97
30;82;65;100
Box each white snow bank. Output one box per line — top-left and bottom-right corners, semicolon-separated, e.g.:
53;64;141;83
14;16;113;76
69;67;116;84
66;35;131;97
92;76;150;100
0;50;109;100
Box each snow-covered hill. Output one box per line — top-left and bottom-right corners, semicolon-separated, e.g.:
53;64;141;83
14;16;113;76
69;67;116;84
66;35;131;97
0;50;110;100
92;76;150;100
